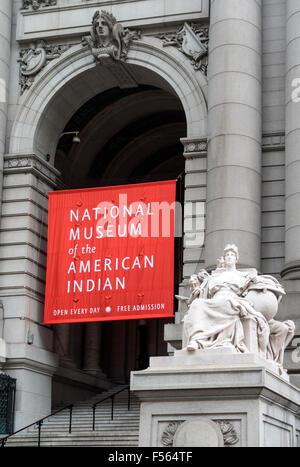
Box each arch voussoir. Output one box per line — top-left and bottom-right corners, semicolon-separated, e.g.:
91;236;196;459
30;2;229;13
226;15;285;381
9;38;207;157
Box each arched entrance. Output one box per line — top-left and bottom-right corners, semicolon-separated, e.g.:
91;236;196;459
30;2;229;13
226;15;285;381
53;76;187;389
7;37;207;409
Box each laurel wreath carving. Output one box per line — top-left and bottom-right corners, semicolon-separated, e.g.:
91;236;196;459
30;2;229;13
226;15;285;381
161;419;239;447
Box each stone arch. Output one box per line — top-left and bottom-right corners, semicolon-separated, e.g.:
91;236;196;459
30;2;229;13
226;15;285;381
9;36;207;158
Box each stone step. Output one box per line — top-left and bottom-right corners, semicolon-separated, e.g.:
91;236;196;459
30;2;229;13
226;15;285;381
4;385;140;447
6;439;139;447
25;424;140;432
6;432;139;447
6;440;139;447
43;414;139;419
35;415;140;426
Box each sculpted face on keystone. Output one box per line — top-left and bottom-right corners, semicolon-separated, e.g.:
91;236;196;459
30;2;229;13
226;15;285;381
44;180;176;324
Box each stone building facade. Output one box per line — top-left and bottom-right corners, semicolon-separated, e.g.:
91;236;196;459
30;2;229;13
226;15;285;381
0;0;300;431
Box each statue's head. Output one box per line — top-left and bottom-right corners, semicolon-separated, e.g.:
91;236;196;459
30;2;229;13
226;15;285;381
92;10;116;43
223;244;239;266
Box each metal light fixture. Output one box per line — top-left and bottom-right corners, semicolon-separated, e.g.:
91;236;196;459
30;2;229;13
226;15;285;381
59;131;81;144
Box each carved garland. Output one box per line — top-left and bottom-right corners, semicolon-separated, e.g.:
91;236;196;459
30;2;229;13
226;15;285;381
22;0;57;10
161;420;239;447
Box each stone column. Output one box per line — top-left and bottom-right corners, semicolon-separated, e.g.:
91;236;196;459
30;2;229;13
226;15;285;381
109;321;126;382
54;323;75;367
283;0;300;279
83;322;104;376
0;0;12;219
205;0;262;270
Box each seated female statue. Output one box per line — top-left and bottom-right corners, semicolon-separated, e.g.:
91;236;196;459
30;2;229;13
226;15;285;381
181;244;295;372
183;244;270;354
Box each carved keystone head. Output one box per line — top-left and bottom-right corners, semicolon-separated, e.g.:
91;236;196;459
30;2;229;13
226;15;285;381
92;10;117;45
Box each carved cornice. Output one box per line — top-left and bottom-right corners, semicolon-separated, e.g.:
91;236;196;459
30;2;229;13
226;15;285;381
181;137;208;159
262;132;285;152
4;154;60;187
22;0;57;10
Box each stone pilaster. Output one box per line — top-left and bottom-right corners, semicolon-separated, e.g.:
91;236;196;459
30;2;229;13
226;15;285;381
0;1;12;220
205;0;262;270
164;138;207;352
282;0;300;280
0;153;60;429
181;137;207;283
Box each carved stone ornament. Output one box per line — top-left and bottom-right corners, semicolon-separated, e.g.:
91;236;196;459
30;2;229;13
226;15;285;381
177;244;295;375
161;421;183;447
18;41;70;94
161;420;238;447
216;420;239;446
82;10;141;63
22;0;57;10
157;23;209;74
4;154;59;187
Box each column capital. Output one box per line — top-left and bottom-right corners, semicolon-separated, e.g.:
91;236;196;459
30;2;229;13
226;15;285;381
4;153;61;188
180;137;208;159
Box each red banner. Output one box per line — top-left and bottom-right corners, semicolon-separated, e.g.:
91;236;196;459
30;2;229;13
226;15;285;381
44;180;176;324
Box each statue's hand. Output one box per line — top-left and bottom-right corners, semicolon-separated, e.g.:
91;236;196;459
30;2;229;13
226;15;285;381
284;320;296;332
175;295;189;303
247;272;257;283
239;310;248;318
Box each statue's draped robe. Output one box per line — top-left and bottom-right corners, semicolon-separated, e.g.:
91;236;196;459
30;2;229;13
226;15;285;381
183;270;270;353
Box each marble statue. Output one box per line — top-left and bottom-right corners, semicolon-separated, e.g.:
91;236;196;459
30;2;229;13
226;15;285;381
82;10;140;63
177;244;295;372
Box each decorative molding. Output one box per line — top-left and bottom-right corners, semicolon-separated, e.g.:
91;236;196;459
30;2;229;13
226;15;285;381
157;23;209;75
161;419;239;447
215;420;239;446
161;421;184;447
262;132;285;152
82;10;141;64
22;0;57;10
181;137;208;158
4;154;60;187
18;41;70;94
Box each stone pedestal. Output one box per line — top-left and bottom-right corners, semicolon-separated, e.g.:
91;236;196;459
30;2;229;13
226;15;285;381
131;349;300;447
